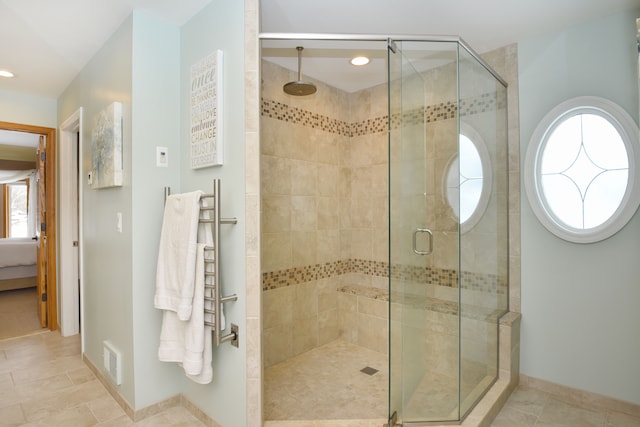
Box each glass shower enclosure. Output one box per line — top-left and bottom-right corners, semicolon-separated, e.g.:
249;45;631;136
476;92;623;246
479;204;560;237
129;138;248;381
260;34;508;425
388;38;508;424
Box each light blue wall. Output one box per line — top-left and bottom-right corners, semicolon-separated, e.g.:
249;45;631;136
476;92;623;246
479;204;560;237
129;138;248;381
54;0;247;420
519;9;640;404
58;15;136;404
57;11;187;409
0;89;57;127
130;11;185;408
179;1;247;426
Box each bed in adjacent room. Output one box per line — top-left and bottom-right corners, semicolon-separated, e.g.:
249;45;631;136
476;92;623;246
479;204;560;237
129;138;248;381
0;237;37;291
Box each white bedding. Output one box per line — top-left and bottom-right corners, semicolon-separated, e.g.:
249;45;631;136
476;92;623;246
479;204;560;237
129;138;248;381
0;238;37;268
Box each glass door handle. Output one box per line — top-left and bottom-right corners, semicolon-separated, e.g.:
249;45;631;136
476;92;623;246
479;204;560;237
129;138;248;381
413;228;433;255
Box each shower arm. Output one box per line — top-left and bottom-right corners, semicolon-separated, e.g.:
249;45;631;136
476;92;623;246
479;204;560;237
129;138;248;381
296;46;303;81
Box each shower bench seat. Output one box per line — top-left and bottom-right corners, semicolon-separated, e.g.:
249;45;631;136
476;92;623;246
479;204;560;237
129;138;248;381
337;283;502;322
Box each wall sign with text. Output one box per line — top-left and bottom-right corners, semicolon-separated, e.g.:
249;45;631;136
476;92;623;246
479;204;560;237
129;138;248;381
190;50;223;169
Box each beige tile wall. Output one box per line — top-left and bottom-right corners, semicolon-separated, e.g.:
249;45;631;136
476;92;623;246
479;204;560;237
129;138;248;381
243;1;260;426
261;59;389;367
259;43;519;376
337;289;388;354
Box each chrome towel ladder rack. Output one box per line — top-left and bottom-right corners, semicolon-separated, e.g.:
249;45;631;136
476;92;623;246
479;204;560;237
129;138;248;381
163;179;239;348
201;179;239;347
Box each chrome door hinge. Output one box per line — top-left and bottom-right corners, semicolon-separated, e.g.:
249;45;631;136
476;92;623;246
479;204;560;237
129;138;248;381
384;411;400;427
388;38;398;54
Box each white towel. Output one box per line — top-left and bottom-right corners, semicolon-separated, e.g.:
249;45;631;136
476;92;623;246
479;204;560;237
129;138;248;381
154;190;203;320
157;195;222;384
186;329;212;384
156;242;207;370
181;241;206;375
157;310;184;363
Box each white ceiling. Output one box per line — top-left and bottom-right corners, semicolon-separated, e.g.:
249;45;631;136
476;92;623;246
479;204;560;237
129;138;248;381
0;0;212;99
262;0;640;53
261;0;640;92
0;0;638;99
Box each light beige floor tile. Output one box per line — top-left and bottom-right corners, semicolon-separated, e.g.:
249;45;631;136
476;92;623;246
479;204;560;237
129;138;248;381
133;406;207;426
15;373;74;401
0;402;26;425
537;399;606;427
490;406;537;427
21;404;98;427
88;395;128;423
502;385;550;417
22;379;108;422
0;383;22;409
11;354;84;384
606;411;640;427
0;371;12;387
97;415;136;426
67;365;97;385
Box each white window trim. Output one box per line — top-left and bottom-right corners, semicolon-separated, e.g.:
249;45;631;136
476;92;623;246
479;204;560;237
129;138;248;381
524;96;640;243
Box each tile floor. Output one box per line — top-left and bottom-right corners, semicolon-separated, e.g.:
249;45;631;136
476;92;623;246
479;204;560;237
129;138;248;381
264;339;490;422
492;386;640;427
0;331;205;426
266;340;640;427
2;330;639;426
264;340;388;420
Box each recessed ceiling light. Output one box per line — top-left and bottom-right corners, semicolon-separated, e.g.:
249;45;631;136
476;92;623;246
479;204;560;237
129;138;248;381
350;56;370;66
0;70;15;78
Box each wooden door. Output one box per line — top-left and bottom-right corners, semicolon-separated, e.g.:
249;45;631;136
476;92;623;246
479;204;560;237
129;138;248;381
36;136;47;327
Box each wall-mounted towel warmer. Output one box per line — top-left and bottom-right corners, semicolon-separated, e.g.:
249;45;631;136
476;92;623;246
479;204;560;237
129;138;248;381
164;179;239;348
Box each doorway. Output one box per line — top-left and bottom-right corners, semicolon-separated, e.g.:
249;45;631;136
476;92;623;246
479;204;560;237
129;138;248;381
59;109;83;338
0;120;57;333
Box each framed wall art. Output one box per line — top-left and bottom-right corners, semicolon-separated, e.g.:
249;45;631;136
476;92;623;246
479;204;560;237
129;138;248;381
190;50;223;169
91;101;123;189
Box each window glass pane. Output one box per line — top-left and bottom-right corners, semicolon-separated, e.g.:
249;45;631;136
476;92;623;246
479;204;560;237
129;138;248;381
8;183;28;238
460;135;482;178
541;174;583;228
561;145;606;198
540;112;629;231
460;179;483;223
583;170;628;228
541;115;582;174
582;114;628;169
445;134;485;225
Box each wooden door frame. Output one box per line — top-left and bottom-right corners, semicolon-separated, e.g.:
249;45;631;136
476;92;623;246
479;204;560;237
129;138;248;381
0;120;57;331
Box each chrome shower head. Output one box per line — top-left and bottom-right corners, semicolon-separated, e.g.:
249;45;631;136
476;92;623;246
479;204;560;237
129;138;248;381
283;46;317;96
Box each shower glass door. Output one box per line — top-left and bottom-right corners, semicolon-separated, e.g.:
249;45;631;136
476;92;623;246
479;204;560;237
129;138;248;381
388;40;461;424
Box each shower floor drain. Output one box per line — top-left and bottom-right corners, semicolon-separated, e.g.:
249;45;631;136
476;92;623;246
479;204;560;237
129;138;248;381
360;366;379;376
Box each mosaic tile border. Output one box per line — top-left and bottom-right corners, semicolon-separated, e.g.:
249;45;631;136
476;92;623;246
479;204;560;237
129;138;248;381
262;259;507;295
262;93;504;137
262;99;351;136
